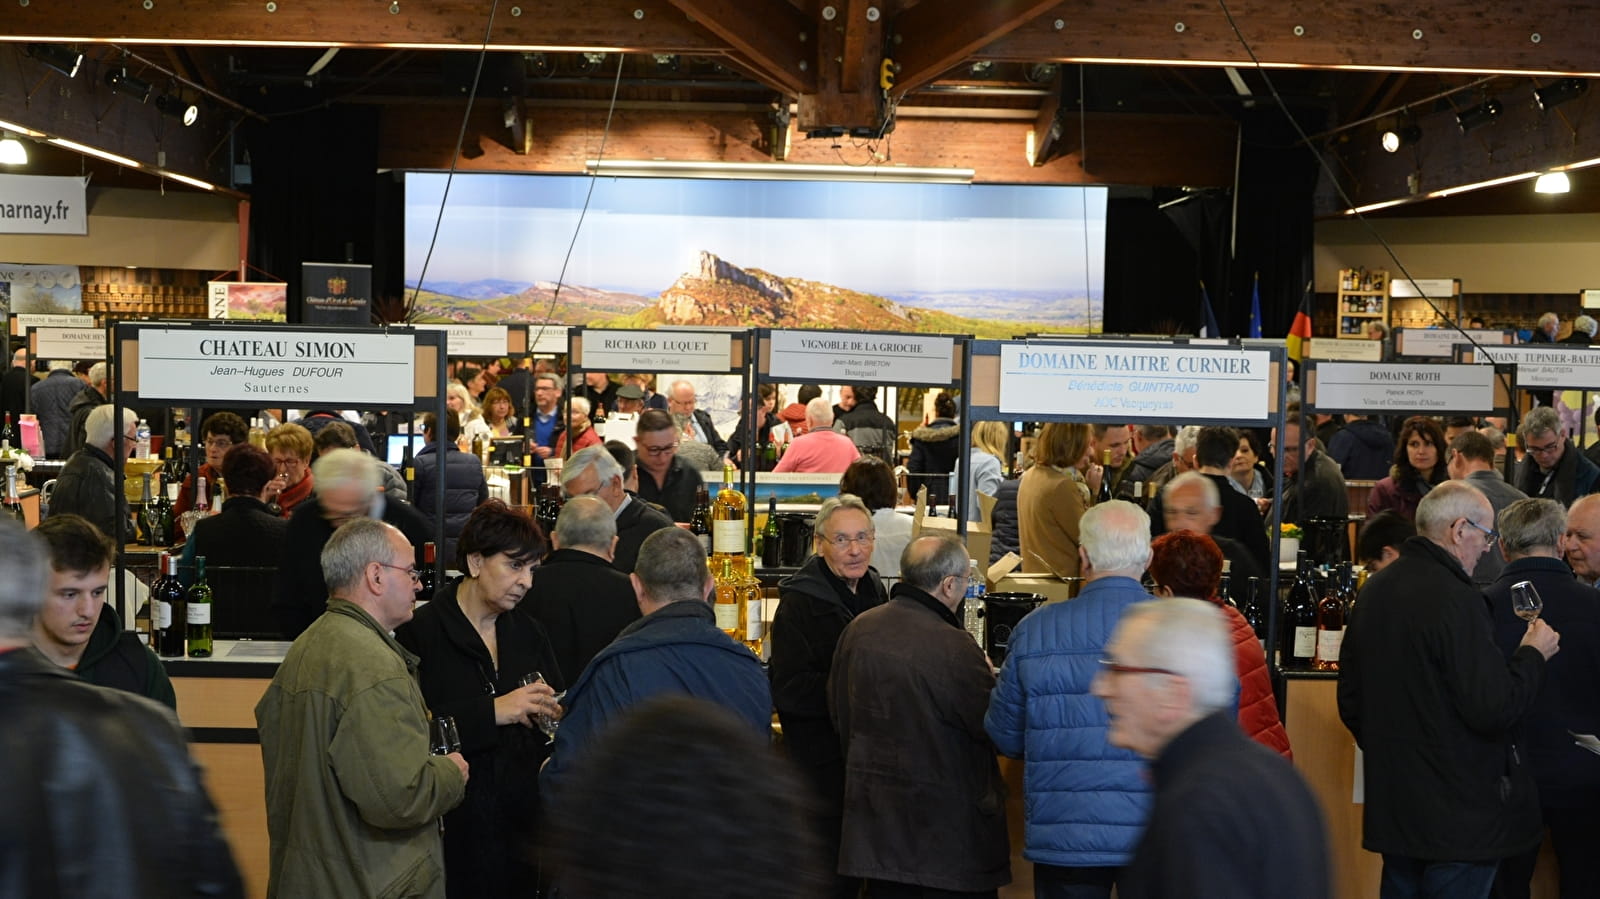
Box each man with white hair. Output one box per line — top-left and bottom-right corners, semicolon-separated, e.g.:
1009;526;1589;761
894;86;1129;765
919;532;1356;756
560;444;674;573
65;360;111;457
524;495;641;681
986;500;1154;896
1339;481;1560;898
666;379;727;454
1094;598;1330;898
49;402;137;541
774;397;861;474
1158;471;1265;582
0;518;243;895
273;448;432;638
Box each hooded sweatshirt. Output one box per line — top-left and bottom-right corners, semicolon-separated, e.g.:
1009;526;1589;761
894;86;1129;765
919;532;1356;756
1327;419;1393;480
75;603;177;709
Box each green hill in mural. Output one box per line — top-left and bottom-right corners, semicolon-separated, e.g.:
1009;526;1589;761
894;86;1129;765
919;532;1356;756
609;251;1085;338
411;281;652;324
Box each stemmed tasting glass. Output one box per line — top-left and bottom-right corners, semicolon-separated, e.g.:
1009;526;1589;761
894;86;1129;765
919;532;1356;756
428;715;461;756
519;671;566;745
1511;581;1544;622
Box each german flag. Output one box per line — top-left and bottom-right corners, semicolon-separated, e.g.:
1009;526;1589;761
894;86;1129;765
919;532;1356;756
1286;287;1313;362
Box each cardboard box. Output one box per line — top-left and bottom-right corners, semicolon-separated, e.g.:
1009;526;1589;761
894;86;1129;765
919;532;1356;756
915;514;991;570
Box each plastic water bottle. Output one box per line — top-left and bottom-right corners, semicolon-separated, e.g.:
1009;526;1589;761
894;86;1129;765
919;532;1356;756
135;418;151;458
963;559;986;648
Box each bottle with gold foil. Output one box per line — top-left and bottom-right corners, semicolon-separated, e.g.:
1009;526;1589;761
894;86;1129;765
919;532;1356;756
713;557;740;638
737;569;764;656
711;461;748;565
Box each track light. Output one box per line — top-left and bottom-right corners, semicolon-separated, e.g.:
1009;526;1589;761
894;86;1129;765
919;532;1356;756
154;93;199;126
105;68;153;103
1455;99;1502;134
24;43;82;79
1534;171;1571;194
1381;124;1421;153
0;133;26;166
1534;78;1589;114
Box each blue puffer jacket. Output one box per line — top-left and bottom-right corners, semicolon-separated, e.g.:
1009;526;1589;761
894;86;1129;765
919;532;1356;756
540;600;772;805
412;443;487;568
984;575;1154;867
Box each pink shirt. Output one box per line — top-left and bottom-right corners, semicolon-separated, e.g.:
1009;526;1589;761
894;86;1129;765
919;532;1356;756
773;428;861;473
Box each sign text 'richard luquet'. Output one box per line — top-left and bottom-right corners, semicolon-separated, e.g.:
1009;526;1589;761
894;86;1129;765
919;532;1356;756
137;328;415;406
1312;363;1495;414
999;343;1270;421
579;330;733;373
767;330;955;384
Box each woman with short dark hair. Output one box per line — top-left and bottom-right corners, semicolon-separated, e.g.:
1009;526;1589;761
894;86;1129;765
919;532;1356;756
172;411;249;522
395;500;564;899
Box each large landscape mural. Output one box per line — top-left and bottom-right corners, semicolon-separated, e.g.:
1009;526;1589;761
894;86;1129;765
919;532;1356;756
403;173;1106;338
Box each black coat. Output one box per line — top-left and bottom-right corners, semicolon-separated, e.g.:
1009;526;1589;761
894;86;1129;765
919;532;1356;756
394;581;560;899
726;411;778;469
189;496;290;638
1338;536;1546;861
1281;449;1349;527
0;365;28;431
908;418;961;505
496;368;532;418
298;410;377;456
272;494;433;639
988;478;1020;565
49;444;123;542
0;649;243;898
1485;556;1600;808
64;385;105;458
1120;712;1329;899
1149;472;1270;570
413;442;488;569
636;456;704;524
612;495;675;574
771;556;887;814
524;547;641;683
689;408;727;455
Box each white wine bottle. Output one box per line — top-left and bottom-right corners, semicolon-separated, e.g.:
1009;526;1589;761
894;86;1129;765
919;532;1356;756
186;555;213;658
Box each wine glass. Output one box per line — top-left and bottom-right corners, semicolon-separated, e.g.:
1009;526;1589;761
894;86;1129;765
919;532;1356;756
1511;581;1543;622
144;501;165;547
428;715;461;756
520;671;566;745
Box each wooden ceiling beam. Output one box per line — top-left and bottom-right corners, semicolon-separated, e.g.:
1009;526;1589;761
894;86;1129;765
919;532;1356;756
659;0;813;94
888;0;1063;96
982;1;1600;77
0;0;728;54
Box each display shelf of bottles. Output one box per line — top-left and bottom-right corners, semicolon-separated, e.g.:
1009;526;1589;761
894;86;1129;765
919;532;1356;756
1336;267;1390;338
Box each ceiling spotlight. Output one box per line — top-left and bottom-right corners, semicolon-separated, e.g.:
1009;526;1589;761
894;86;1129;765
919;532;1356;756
1534;78;1589;113
1534;171;1571;194
1456;99;1502;134
24;43;82;79
969;61;996;79
154;93;199;126
0;133;27;166
1381;124;1421;153
104;68;153;103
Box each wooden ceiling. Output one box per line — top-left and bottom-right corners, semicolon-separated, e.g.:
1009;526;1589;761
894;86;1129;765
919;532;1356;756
1;0;1598;214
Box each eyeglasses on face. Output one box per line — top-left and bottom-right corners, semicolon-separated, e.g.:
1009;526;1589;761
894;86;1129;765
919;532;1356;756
1460;519;1500;548
1526;438;1562;456
205;436;234;449
822;533;874;549
639;442;678;456
375;562;422;582
1098;658;1183;678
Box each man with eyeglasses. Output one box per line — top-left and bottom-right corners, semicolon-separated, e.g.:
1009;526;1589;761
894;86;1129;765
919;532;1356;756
257;517;468;899
1274;405;1349;527
831;533;1009;896
1340;481;1560;899
560;445;674;574
1513;406;1600;508
49;403;139;542
1093;598;1330;899
771;494;888;899
273;449;432;639
632;408;705;523
986;500;1155;898
667;379;727;455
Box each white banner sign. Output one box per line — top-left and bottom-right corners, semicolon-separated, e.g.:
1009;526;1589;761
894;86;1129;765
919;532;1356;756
1307;339;1383;362
413;323;510;357
32;327;104;360
1396;328;1510;358
137;328;416;406
12;313;94;333
1389;277;1458;298
528;325;569;355
998;343;1271;421
578;329;733;373
1465;344;1600;391
1312;363;1496;414
767;330;956;385
0;175;88;235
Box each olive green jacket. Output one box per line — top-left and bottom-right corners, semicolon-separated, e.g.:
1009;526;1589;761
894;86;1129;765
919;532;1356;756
256;598;466;899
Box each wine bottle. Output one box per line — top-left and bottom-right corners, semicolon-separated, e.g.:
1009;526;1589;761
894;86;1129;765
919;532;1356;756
248;417;266;448
761;496;782;568
1313;564;1346;671
1129;481;1145;509
1281;550;1318;669
150;552;173;654
592;403;607;439
1241;577;1267;650
418;541;438;604
156;553;187;658
2;462;23;524
179;476;211;538
711;461;748;562
1096;449;1113;503
138;472;156;545
401;441;415;484
0;412;14;451
186;555;213;658
691;485;712;557
738;569;764;655
1217;559;1235;608
713;557;740;637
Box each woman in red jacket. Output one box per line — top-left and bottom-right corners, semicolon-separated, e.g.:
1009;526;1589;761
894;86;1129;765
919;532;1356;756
1147;530;1293;759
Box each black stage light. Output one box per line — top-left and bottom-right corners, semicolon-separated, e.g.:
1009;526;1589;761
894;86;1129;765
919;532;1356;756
1534;78;1589;113
1455;99;1502;134
105;68;153;103
25;43;82;79
1381;124;1421;153
154;93;198;126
